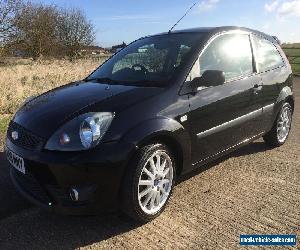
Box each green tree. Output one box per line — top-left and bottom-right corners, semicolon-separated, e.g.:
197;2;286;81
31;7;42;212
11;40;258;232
0;0;22;55
56;8;95;58
13;3;59;59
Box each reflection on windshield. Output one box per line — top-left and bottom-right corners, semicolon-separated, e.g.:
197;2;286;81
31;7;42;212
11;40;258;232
87;33;205;87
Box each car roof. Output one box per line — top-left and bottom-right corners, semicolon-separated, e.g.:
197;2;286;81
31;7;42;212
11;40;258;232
156;26;277;43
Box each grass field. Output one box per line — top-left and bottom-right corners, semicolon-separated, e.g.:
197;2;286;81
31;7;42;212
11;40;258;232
0;115;11;148
282;47;300;75
290;63;300;75
283;48;300;56
0;59;105;115
0;116;10;137
0;58;107;149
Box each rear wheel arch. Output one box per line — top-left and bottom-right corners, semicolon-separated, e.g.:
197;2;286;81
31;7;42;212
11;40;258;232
276;86;293;107
285;95;294;113
273;86;294;119
263;101;292;147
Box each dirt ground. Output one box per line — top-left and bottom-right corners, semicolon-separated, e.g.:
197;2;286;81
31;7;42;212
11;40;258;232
0;78;299;250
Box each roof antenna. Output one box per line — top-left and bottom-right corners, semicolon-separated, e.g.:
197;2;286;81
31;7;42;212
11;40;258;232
168;2;199;33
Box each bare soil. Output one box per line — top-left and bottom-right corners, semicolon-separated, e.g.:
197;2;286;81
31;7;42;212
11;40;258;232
0;78;299;250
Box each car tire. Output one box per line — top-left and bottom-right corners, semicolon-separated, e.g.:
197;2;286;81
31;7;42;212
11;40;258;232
121;143;176;222
263;102;293;147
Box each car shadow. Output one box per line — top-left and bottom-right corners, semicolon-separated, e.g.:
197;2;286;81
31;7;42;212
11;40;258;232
177;140;272;184
0;151;32;219
0;150;143;249
0;140;272;249
0;208;143;249
230;141;272;157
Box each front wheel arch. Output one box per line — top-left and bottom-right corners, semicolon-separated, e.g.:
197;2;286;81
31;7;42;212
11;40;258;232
117;130;189;210
137;134;184;177
120;142;176;222
120;117;191;177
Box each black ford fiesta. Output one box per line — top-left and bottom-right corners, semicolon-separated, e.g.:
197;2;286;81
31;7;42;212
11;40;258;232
6;26;294;222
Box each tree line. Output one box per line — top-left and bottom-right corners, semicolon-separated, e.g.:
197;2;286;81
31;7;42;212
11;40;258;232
0;0;95;59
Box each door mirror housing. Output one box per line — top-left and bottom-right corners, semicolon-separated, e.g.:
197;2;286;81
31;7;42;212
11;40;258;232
190;70;225;92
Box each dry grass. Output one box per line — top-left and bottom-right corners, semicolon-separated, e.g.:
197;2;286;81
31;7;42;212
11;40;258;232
0;58;108;149
0;58;107;115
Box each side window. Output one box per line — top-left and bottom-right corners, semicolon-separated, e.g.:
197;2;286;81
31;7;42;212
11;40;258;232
253;36;284;72
199;33;253;83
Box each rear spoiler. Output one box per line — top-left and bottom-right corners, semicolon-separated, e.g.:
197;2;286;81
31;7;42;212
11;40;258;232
272;36;281;45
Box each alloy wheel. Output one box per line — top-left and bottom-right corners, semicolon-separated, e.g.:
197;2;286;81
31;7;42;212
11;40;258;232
138;150;173;215
277;105;292;143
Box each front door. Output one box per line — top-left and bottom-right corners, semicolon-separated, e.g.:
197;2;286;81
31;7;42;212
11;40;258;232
185;32;264;164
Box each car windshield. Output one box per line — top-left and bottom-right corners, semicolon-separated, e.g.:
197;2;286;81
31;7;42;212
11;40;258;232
86;33;205;87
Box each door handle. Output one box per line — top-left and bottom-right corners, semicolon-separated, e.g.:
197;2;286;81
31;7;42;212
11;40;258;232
253;83;262;89
253;84;262;95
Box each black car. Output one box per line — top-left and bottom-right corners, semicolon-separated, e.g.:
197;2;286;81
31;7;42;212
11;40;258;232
6;26;294;222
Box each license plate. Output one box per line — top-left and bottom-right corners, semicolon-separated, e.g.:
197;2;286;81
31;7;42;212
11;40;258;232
6;148;26;174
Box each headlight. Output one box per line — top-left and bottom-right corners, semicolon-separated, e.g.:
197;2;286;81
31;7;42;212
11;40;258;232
45;112;114;151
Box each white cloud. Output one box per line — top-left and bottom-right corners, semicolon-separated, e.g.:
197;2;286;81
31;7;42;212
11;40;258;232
264;0;300;16
277;0;300;16
197;0;220;12
265;0;279;12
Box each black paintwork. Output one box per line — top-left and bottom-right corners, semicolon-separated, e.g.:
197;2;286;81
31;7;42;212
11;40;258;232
6;26;294;214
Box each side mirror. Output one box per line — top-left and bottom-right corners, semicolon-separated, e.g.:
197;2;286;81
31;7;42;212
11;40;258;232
190;70;225;92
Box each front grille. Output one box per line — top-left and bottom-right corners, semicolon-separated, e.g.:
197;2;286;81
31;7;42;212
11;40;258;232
11;167;52;205
7;122;45;151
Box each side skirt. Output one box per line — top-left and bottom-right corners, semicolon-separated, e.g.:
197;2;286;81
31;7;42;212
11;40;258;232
191;132;265;169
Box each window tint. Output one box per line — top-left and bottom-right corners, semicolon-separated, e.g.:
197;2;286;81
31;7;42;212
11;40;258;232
199;33;253;82
88;33;205;87
112;43;192;75
112;44;168;74
253;36;283;72
175;45;192;67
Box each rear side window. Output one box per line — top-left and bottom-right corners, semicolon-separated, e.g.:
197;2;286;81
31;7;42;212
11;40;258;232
253;36;284;72
199;33;253;82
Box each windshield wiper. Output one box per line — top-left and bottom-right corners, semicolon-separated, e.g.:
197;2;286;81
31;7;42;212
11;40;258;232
84;77;119;84
84;77;164;87
127;80;164;86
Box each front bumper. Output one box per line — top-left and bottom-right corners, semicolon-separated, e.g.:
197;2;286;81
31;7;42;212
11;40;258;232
6;137;135;215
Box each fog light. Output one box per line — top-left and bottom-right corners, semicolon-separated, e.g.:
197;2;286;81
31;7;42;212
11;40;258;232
70;188;79;201
59;133;70;145
69;185;97;202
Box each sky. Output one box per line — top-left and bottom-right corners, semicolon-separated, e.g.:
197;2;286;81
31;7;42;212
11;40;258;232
32;0;300;47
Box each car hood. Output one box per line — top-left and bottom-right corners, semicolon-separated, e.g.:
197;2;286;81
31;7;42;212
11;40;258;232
13;81;162;138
